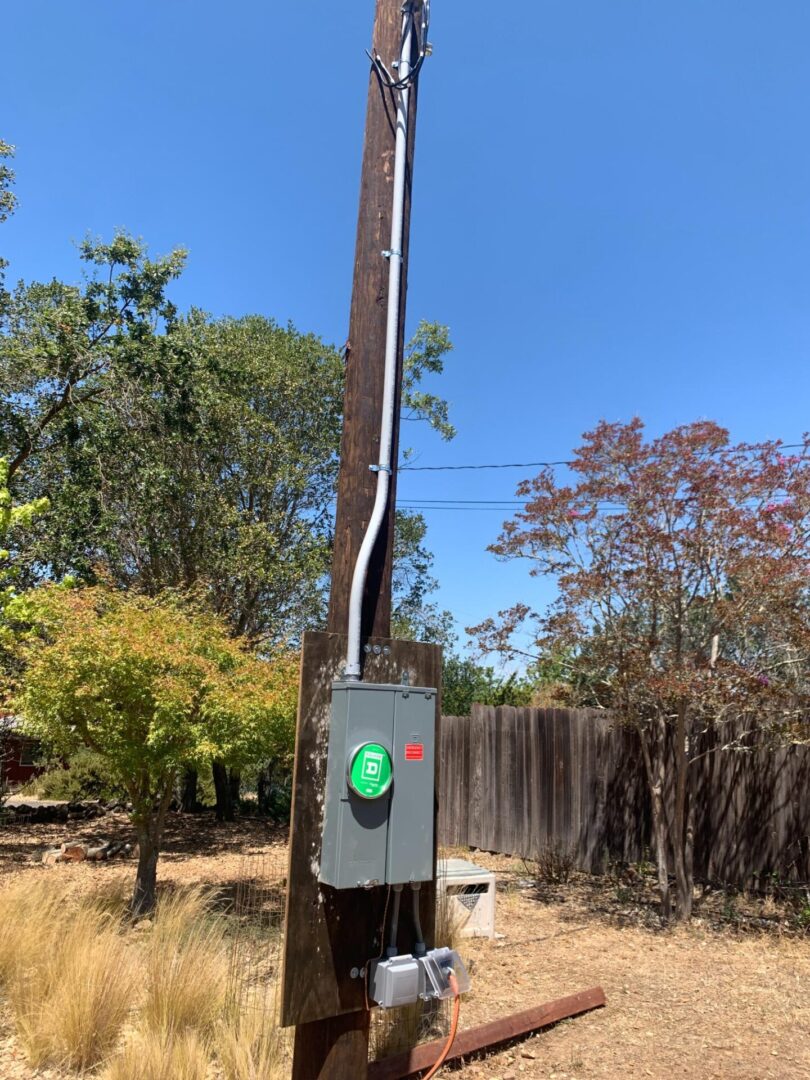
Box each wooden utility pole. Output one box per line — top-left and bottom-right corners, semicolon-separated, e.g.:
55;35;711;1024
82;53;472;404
327;0;421;639
282;4;432;1079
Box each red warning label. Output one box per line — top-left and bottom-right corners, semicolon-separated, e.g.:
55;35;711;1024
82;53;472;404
405;743;424;761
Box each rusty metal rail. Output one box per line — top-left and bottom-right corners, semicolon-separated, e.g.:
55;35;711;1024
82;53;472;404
368;986;606;1079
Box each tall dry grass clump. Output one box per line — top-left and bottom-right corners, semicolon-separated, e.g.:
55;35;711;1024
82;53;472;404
218;994;285;1080
0;879;136;1070
143;886;230;1037
0;870;288;1075
104;1028;211;1080
43;910;136;1070
0;877;65;988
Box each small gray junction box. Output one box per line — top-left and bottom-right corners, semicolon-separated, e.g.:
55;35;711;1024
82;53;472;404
319;681;436;890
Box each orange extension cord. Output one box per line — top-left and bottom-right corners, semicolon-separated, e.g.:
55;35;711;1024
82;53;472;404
420;972;461;1080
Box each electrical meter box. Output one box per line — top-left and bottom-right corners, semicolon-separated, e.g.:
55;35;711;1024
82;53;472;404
319;681;436;890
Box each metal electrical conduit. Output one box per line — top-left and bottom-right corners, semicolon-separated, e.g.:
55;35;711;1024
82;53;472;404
345;5;416;681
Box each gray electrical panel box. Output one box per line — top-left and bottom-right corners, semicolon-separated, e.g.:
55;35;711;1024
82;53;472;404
319;681;436;890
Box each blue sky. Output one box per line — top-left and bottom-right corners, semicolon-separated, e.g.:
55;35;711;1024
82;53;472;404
4;1;810;660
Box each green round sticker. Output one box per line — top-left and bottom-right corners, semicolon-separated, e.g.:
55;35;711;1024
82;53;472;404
348;743;393;800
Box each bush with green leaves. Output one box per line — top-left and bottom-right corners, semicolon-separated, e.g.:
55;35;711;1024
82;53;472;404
17;585;298;913
36;748;126;804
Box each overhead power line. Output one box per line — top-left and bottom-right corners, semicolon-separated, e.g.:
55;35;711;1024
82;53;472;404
400;460;573;472
399;443;809;473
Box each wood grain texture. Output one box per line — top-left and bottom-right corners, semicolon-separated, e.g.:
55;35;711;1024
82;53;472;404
327;0;422;640
292;1010;371;1080
438;706;810;888
367;988;607;1079
281;631;442;1031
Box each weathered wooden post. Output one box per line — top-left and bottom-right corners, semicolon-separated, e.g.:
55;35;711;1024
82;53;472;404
281;4;437;1077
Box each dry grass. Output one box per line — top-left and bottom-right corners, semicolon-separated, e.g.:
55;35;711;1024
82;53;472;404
0;878;65;988
103;1028;212;1080
5;818;806;1078
0;822;291;1079
46;917;135;1070
142;887;231;1038
0;864;290;1078
0;881;135;1070
218;994;285;1080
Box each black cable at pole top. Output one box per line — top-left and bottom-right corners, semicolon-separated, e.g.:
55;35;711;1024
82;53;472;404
366;0;432;92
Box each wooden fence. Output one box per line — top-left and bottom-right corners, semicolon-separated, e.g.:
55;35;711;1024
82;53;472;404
438;706;810;888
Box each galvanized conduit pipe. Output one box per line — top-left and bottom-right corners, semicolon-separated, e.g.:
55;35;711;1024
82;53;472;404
345;7;414;680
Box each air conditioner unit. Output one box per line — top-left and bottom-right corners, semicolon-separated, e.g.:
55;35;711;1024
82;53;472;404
437;858;496;939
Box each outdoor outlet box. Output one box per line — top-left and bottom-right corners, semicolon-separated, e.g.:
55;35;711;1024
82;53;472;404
319;681;436;890
369;948;471;1009
369;954;421;1009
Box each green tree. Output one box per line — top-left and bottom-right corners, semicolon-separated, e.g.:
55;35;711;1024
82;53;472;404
0;450;49;804
17;584;298;914
0;139;18;295
0;457;49;697
22;312;343;644
393;320;457;641
441;655;535;716
391;509;455;646
0;140;16;225
0;232;185;487
19;313;456;650
401;321;456;445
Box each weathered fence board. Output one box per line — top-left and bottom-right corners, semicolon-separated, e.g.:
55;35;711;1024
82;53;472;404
438;706;810;888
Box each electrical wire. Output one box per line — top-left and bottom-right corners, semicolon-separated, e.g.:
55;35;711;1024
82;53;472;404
399;443;809;473
401;459;573;472
364;885;393;1012
368;0;431;91
398;501;801;514
420;971;461;1079
411;882;425;952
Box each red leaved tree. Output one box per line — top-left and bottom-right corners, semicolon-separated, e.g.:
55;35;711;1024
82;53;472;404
471;420;810;921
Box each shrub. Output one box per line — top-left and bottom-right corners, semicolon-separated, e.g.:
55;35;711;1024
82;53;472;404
36;747;126;802
533;842;576;886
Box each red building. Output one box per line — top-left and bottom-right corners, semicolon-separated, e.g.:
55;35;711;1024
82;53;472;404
1;716;43;789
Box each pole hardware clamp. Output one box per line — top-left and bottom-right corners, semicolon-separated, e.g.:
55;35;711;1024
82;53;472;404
382;249;403;260
369;463;393;473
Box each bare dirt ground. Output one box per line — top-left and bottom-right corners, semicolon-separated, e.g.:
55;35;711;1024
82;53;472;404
1;814;808;1079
